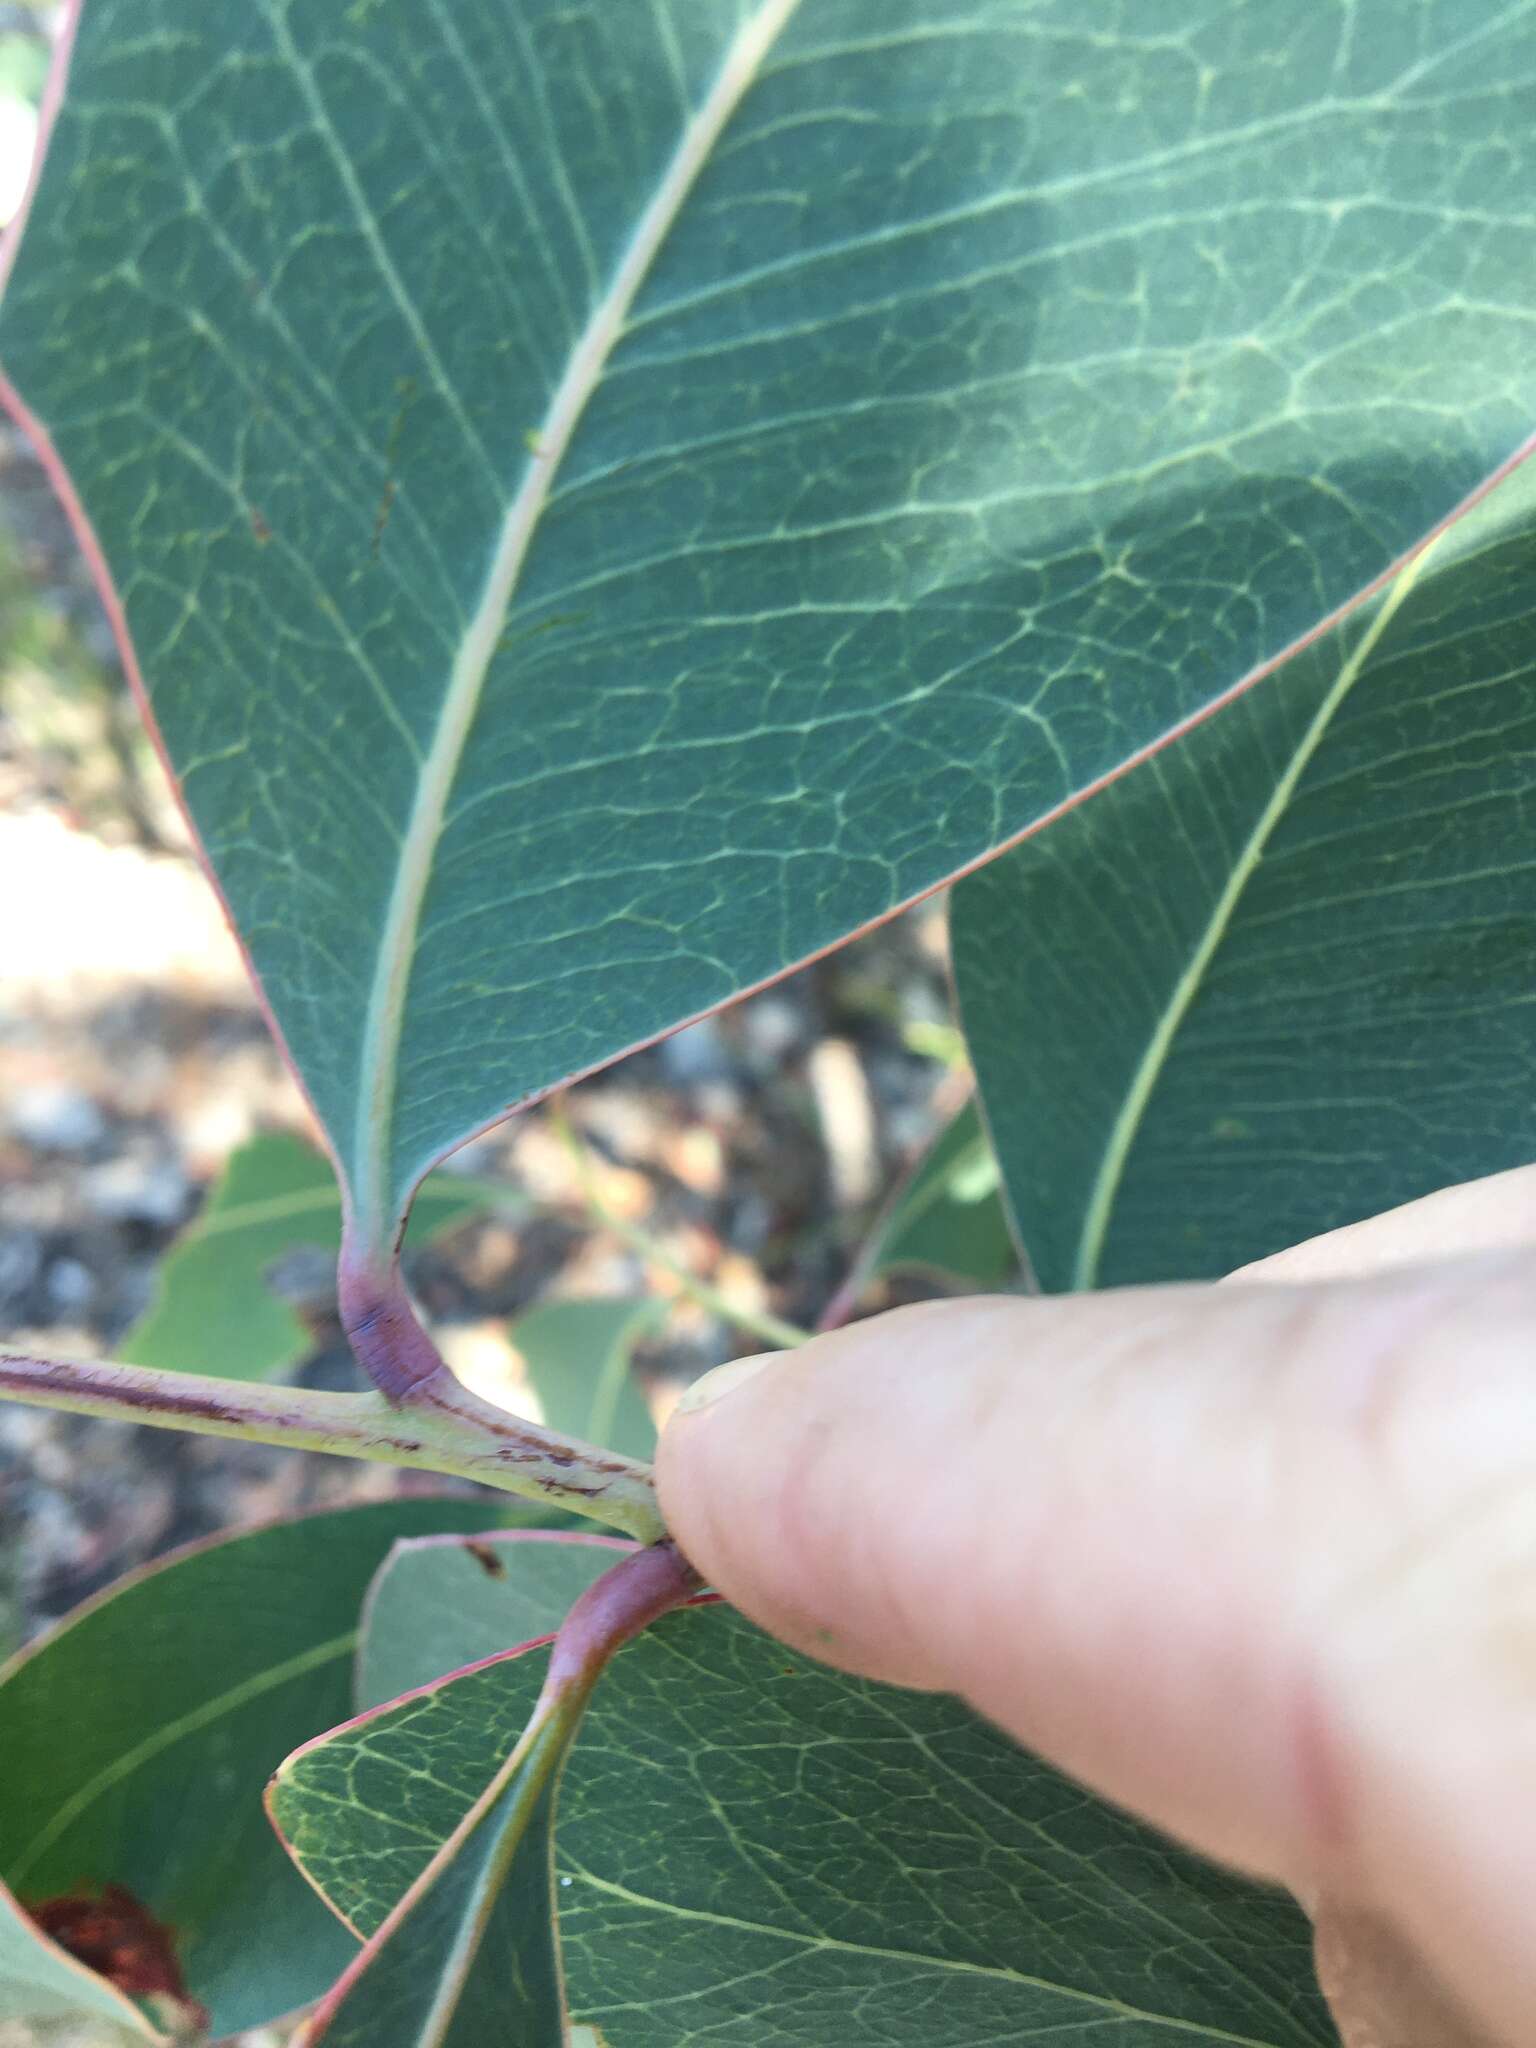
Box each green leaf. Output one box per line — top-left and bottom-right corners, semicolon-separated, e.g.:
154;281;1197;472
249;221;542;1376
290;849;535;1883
846;1101;1018;1304
274;1537;696;2048
514;1299;661;1463
119;1133;518;1381
277;1600;1331;2047
277;1661;585;2048
6;7;1535;1253
954;455;1536;1289
359;1531;630;1710
0;1498;507;2037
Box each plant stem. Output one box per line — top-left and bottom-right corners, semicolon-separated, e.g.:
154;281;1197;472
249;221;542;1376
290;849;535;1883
542;1535;703;1695
0;1347;664;1542
550;1098;809;1352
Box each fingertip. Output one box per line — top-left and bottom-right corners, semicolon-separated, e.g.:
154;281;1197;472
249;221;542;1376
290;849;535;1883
657;1314;967;1688
669;1347;783;1417
659;1343;821;1666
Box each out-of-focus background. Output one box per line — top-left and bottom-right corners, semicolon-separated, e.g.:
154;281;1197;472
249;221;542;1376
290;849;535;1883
0;16;996;2039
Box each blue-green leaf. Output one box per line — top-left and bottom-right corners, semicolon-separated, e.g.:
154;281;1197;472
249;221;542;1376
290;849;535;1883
0;1498;507;2036
279;1598;1332;2047
5;3;1534;1258
955;455;1536;1287
275;1655;584;2048
359;1531;629;1710
274;1536;695;2048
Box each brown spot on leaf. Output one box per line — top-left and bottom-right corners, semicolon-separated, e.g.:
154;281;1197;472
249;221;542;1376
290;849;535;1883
463;1540;507;1579
28;1883;209;2028
370;476;396;558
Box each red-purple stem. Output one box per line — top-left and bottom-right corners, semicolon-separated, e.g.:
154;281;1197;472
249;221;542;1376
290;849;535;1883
0;1345;665;1541
540;1538;703;1705
337;1257;455;1401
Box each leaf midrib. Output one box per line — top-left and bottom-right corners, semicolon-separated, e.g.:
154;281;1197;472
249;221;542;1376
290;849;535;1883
347;0;803;1249
413;1724;572;2048
563;1866;1312;2048
1070;539;1443;1289
8;1629;356;1886
191;1170;509;1242
195;1183;343;1238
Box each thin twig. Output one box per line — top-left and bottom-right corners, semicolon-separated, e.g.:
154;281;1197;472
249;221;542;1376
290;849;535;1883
0;1347;664;1542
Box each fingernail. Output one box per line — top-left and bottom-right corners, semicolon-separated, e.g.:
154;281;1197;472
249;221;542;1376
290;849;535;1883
674;1351;782;1416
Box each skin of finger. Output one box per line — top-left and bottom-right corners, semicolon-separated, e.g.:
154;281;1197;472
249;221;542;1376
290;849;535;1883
1239;1166;1536;2037
1229;1162;1536;1285
657;1251;1536;2032
1306;1261;1536;2046
1313;1899;1504;2048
